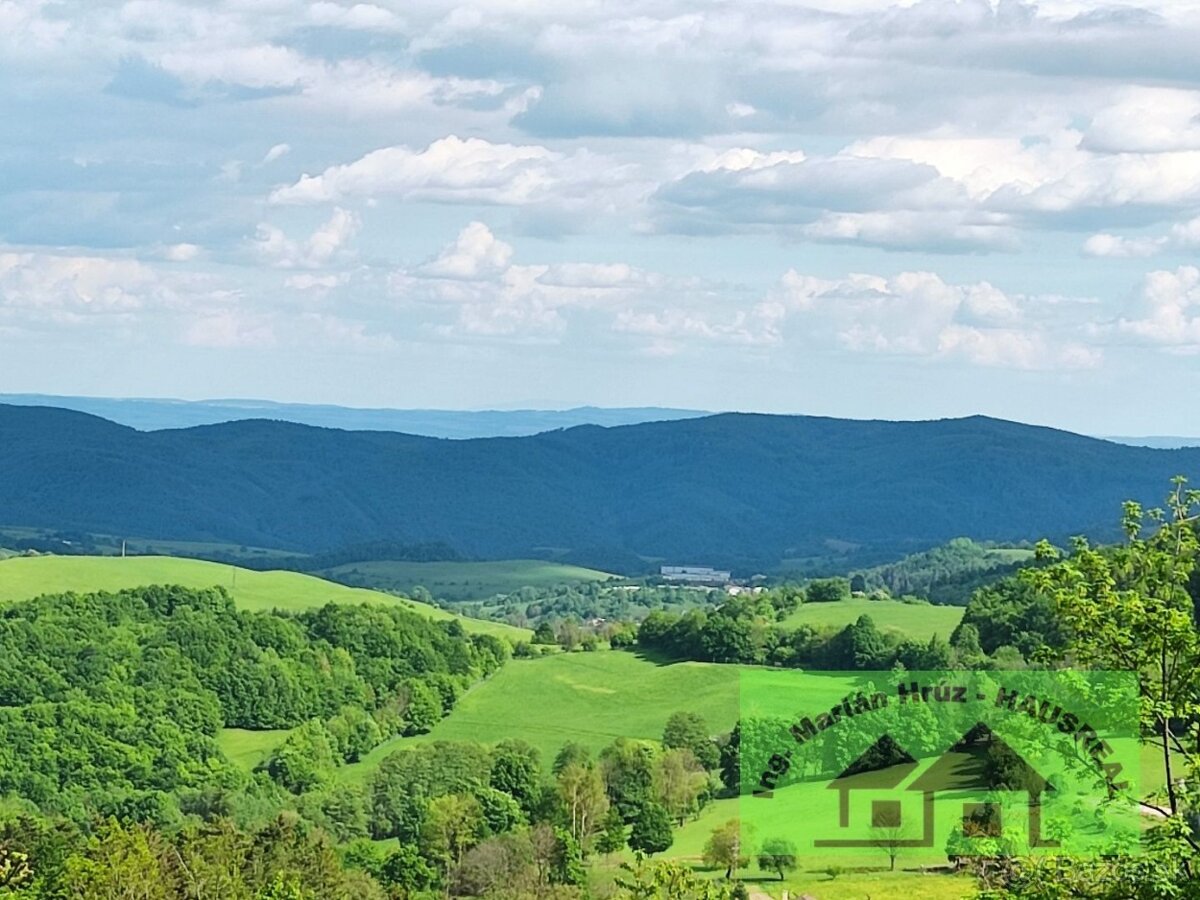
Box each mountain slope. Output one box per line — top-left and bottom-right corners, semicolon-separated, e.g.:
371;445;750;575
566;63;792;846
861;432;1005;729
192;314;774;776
1;404;1198;568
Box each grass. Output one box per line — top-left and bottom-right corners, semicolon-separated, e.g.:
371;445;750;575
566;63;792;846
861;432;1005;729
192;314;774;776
0;555;530;641
322;558;614;601
337;652;744;783
783;597;964;642
594;795;972;899
217;728;294;771
335;653;862;784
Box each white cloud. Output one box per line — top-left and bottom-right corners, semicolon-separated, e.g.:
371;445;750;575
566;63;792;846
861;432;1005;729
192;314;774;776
272;136;576;206
654;129;1200;248
162;243;203;262
394;222;643;336
1116;266;1200;350
1084;87;1200;153
1082;215;1200;257
262;143;291;165
770;269;1101;369
392;221;714;339
0;251;160;322
1082;233;1165;258
253;207;361;268
308;2;405;32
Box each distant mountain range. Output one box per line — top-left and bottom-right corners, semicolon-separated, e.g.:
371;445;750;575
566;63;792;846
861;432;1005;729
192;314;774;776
1102;436;1200;449
4;395;1197;448
0;394;707;438
2;403;1198;572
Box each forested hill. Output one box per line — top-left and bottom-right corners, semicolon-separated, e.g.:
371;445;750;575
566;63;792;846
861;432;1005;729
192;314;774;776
2;403;1198;569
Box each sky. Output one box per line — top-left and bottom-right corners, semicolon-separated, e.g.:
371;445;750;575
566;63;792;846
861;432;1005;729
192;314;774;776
2;0;1200;434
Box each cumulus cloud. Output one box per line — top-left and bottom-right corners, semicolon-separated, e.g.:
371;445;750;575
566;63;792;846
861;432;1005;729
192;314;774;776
1082;233;1165;258
385;221;1107;366
1084;87;1200;153
0;251;162;323
416;221;513;279
1083;215;1200;257
1116;266;1200;350
392;221;670;336
769;269;1101;369
253;207;361;268
653;129;1200;248
11;0;1200;400
270;135;618;209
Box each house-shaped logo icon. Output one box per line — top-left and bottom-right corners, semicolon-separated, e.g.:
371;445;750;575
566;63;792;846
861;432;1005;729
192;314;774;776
814;722;1056;849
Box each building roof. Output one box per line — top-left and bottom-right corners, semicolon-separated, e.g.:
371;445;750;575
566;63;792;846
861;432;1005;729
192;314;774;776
827;734;919;792
906;723;1053;796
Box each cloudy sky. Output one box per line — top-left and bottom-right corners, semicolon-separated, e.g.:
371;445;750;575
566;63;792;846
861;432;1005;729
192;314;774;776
3;0;1200;433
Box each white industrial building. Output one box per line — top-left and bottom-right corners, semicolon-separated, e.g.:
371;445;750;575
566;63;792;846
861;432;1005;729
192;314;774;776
660;565;732;584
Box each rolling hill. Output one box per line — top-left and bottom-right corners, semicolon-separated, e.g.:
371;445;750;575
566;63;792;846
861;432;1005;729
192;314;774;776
2;403;1198;570
0;394;707;437
0;555;529;640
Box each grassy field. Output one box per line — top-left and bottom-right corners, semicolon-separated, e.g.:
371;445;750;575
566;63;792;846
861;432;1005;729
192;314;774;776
784;597;964;642
621;794;973;899
0;555;529;641
217;728;295;772
321;558;614;601
335;653;861;784
335;651;742;781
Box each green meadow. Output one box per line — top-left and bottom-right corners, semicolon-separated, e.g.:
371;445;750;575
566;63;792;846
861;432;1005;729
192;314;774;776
337;651;744;782
0;555;530;641
630;794;972;899
321;558;614;600
784;597;965;642
217;728;296;772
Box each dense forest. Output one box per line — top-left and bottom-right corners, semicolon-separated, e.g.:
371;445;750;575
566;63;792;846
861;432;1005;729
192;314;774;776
0;586;507;825
851;538;1035;606
4;404;1200;568
0;583;744;898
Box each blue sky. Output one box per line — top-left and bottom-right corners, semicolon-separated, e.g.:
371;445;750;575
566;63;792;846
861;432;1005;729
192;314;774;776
3;0;1200;434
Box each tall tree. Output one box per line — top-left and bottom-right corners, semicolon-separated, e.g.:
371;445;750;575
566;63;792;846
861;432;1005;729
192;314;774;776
557;763;609;845
421;793;485;870
662;712;719;770
1032;479;1200;825
653;748;708;826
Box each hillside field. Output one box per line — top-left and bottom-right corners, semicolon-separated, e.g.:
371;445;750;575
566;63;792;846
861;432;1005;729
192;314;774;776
0;555;529;641
322;558;614;600
334;652;861;783
784;597;964;642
